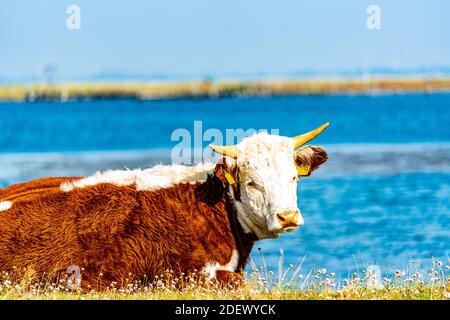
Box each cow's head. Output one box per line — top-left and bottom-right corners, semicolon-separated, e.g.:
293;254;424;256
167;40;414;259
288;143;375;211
210;123;329;239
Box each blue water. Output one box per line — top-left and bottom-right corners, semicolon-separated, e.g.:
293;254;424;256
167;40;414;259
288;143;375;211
0;94;449;152
0;93;449;277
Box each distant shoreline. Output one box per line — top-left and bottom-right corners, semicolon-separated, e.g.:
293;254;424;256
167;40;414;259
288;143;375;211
1;77;450;102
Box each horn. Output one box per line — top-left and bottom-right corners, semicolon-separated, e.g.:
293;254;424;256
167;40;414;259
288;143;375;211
209;144;240;159
292;122;330;149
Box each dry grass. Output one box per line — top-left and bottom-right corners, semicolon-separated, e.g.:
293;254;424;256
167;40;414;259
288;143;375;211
1;77;450;101
1;257;449;300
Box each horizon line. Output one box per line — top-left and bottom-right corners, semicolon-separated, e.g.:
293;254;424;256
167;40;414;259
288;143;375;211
2;65;450;85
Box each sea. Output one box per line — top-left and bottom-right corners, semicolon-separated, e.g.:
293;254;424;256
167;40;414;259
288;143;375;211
0;93;449;278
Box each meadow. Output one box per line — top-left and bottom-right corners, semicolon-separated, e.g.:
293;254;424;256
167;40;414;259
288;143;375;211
1;256;449;300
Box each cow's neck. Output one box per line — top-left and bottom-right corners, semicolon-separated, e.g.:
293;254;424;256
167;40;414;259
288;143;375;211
223;185;258;269
226;185;273;240
196;173;257;269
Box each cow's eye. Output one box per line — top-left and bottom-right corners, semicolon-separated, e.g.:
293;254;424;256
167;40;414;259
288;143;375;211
292;176;298;182
246;180;257;188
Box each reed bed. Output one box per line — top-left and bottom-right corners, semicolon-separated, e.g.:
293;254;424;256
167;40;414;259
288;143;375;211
1;78;450;102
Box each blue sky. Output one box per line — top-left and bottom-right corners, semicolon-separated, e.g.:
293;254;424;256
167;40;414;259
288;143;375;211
0;0;449;82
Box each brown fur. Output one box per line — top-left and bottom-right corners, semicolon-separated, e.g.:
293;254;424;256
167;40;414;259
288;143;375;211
295;146;328;175
0;176;82;202
0;167;254;290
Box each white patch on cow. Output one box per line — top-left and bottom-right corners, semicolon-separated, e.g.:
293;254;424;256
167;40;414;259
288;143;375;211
203;250;239;280
60;163;215;192
228;185;261;236
0;201;12;212
227;132;304;239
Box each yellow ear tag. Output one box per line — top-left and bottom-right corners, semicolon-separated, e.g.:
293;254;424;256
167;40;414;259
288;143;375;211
224;171;236;185
296;165;311;176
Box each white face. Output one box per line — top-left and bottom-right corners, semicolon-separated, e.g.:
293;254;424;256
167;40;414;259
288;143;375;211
231;134;305;239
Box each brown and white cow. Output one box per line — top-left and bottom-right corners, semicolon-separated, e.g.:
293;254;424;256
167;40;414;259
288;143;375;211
0;123;329;289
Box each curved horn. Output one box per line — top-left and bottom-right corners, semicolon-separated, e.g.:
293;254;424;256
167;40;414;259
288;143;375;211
209;144;240;159
292;122;330;149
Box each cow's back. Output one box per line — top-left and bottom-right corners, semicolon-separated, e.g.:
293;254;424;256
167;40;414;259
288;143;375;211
0;177;140;287
0;176;82;203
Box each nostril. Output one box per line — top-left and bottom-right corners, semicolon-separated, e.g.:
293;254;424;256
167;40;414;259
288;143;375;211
276;210;302;228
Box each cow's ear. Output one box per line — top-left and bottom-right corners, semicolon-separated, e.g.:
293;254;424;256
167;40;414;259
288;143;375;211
214;156;238;185
294;146;328;176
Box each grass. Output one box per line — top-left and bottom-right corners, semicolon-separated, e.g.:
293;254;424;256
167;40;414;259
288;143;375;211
1;255;449;300
1;77;450;101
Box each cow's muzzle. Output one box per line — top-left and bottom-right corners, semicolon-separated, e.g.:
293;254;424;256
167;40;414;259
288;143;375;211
271;208;304;232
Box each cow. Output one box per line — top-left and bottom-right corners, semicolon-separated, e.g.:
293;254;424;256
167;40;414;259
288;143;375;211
0;123;329;290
